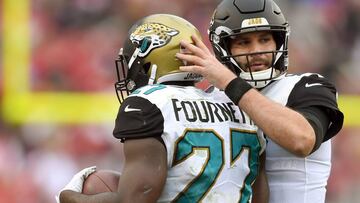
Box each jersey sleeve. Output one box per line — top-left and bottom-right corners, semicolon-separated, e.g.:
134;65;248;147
286;74;344;141
112;96;164;142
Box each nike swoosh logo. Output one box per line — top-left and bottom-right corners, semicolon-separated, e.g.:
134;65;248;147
124;105;141;112
305;83;322;88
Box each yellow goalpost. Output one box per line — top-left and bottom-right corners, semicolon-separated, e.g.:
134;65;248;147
1;0;359;126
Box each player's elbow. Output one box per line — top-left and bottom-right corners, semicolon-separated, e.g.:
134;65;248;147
291;129;316;157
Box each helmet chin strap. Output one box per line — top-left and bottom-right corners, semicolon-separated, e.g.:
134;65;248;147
128;47;141;69
273;44;284;65
148;64;158;85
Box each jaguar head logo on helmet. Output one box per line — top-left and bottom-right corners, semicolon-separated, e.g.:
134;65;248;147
114;14;203;103
130;22;179;57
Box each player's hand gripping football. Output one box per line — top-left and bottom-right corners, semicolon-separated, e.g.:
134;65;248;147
55;166;96;203
176;35;237;90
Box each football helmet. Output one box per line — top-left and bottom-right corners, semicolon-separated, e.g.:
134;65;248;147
115;14;203;103
209;0;290;88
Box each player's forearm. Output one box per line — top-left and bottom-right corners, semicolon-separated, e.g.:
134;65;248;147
60;190;122;203
239;89;315;157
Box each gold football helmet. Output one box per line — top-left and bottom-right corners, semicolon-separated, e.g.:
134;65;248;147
115;14;203;103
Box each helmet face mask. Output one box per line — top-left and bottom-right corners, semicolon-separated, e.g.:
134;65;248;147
115;49;129;103
209;0;290;88
115;14;203;103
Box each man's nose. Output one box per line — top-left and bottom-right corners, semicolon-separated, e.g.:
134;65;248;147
249;43;263;53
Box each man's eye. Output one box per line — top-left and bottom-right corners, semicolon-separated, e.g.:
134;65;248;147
237;41;248;45
260;38;270;43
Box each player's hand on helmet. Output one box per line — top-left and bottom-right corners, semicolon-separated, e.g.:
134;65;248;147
176;35;236;90
55;166;96;203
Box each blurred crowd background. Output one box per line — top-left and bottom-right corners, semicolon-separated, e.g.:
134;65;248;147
1;0;360;202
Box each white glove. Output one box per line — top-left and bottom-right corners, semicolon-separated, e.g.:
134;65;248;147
55;166;96;203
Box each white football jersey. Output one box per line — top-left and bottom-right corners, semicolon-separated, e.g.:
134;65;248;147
260;73;343;203
114;84;266;203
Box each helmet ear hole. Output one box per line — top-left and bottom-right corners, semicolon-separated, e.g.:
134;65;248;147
143;62;151;74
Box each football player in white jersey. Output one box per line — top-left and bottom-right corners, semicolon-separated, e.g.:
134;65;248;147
58;14;268;203
175;0;344;203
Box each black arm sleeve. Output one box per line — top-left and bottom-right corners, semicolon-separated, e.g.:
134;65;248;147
297;106;330;153
112;96;164;143
287;74;344;144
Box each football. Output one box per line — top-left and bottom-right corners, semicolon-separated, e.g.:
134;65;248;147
82;169;121;195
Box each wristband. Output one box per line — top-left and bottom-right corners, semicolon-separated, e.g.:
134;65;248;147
224;77;253;104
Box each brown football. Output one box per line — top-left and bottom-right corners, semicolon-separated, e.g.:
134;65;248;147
82;169;121;195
